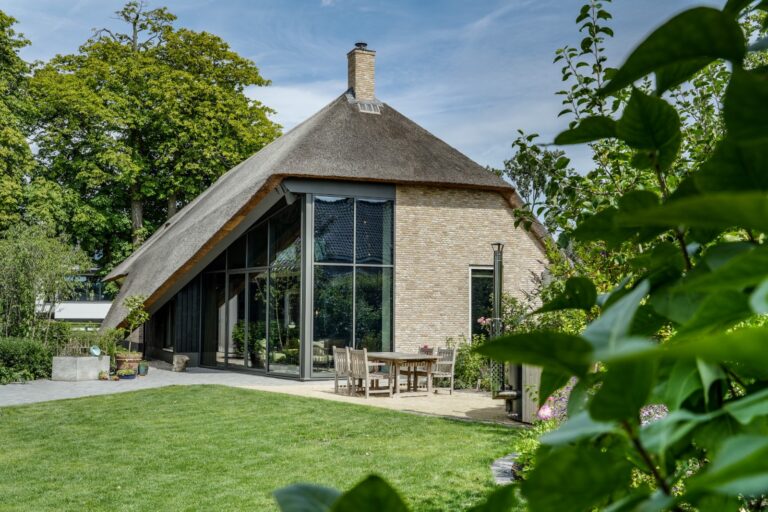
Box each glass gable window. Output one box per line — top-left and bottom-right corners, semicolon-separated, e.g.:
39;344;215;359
312;195;394;376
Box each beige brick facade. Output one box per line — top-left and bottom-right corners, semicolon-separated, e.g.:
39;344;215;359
394;185;546;422
394;185;547;351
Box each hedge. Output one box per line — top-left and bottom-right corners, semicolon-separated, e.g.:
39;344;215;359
0;337;52;384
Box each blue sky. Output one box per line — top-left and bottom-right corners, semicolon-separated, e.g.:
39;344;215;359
5;0;718;172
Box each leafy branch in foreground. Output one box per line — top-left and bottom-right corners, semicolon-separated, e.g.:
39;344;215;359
274;1;768;511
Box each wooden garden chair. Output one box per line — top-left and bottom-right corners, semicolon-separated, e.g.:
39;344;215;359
348;348;391;398
333;346;351;395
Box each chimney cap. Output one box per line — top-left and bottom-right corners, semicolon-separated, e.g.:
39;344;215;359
354;41;368;50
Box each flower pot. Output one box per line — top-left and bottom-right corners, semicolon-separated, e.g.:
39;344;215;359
118;373;136;380
137;362;149;376
115;352;142;371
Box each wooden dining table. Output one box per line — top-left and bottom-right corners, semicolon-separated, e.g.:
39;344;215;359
367;351;440;395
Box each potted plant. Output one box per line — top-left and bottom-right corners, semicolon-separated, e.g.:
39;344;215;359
115;295;149;371
117;368;136;380
98;370;109;380
137;360;149;376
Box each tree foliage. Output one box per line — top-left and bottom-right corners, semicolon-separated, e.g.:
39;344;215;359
0;11;34;231
30;1;281;268
0;225;89;343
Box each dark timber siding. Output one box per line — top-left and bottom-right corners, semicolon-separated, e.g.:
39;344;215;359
173;276;201;354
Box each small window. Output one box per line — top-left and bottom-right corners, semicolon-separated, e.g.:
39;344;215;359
470;268;494;338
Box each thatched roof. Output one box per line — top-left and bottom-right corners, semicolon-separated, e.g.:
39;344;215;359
102;93;546;329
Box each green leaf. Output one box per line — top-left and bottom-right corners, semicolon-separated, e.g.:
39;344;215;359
619;192;768;235
655;58;714;94
697;359;725;407
724;68;768;141
566;376;591;417
640;409;713;455
477;332;592;376
616;89;681;170
331;475;409;512
723;388;768;425
274;484;341;512
590;360;656;422
554;116;617;145
467;484;519;512
601;7;745;95
522;444;633;512
675;290;751;336
662;359;702;410
540;411;614;445
583;280;649;352
680;246;768;292
724;0;755;16
749;277;768;314
693;414;743;456
695;137;768;193
538;368;571;407
536;277;596;313
702;241;755;271
667;328;768;379
687;435;768;497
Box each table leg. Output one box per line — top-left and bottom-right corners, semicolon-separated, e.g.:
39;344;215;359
394;363;400;396
427;361;433;394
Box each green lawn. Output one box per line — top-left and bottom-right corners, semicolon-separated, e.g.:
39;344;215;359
0;385;520;511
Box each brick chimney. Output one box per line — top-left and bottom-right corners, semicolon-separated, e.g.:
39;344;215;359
347;42;375;101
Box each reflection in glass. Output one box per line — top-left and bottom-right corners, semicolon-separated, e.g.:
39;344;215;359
313;266;353;375
314;196;353;263
269;268;300;375
356;199;394;265
270;202;301;268
228;233;247;269
355;267;393;352
470;269;494;337
201;268;226;367
247;222;268;268
227;274;246;367
247;271;268;370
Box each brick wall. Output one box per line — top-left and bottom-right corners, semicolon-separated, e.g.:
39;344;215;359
394;185;547;352
394;185;546;422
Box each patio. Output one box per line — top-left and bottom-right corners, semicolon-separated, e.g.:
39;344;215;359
0;365;516;425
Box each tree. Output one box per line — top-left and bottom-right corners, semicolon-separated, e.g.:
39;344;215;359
0;224;89;343
0;10;34;231
31;1;281;267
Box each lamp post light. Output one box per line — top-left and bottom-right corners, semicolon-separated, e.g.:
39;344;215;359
490;241;523;421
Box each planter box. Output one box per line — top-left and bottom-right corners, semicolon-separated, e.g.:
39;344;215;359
52;356;110;381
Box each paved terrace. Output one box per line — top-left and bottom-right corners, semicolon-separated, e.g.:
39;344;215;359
0;365;517;426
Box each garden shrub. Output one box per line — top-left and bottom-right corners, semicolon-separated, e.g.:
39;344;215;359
447;335;491;391
0;337;52;383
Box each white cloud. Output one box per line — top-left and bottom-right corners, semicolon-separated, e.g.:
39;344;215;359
247;80;346;130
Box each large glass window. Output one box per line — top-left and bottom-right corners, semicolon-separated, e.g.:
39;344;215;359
269;267;301;375
314;196;353;263
247;271;268;370
356;199;393;265
470;268;493;337
312;195;394;376
355;267;392;351
227;273;247;368
201;272;226;367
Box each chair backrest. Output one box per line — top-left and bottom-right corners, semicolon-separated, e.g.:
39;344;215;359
348;348;369;380
333;346;350;375
419;345;435;355
436;347;456;372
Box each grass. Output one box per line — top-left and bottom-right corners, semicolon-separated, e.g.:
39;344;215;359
0;385;521;511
